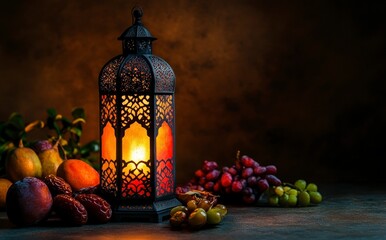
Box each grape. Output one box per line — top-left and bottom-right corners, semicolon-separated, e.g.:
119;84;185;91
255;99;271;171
228;167;238;176
288;189;298;196
206;169;220;181
240;155;255;167
242;167;253;179
268;195;279;206
274;186;284;196
220;172;233;187
257;178;269;192
288;195;297;207
243;187;253;196
247;176;258;187
194;169;205;178
279;193;289;207
265;165;277;174
204;181;214;191
231;180;243;193
266;174;282;186
283;186;292;192
242;193;256;204
294;179;307;191
213;181;221;192
309;191;322;204
198;177;206;186
306;183;318;192
253;166;266;175
202;160;218;172
298;191;310;207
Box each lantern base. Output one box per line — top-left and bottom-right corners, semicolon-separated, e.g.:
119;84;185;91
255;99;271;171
112;197;181;222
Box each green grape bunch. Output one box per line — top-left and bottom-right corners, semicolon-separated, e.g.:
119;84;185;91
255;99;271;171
267;179;323;207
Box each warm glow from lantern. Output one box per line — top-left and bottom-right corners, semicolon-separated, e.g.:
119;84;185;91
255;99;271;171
122;122;150;174
156;121;173;160
131;145;147;163
101;121;116;161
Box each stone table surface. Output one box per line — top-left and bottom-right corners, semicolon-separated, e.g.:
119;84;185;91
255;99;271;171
0;184;385;240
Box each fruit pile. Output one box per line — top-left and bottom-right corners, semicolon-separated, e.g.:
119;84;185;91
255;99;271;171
6;175;111;227
170;190;227;229
1;138;112;227
177;152;323;207
267;179;323;207
177;152;282;204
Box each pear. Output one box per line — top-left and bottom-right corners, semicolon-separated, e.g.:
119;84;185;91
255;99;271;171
38;140;64;177
6;140;42;182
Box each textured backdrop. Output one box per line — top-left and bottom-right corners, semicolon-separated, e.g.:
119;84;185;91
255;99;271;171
1;1;385;185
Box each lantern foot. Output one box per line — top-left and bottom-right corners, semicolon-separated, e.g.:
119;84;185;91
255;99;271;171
112;197;181;222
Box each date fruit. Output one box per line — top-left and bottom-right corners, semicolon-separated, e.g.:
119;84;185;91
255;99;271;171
75;193;112;224
43;174;72;197
53;194;88;226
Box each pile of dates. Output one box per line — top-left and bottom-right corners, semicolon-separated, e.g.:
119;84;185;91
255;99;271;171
44;174;112;226
170;190;227;230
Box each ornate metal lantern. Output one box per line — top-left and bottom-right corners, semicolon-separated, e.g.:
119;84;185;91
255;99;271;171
98;7;179;222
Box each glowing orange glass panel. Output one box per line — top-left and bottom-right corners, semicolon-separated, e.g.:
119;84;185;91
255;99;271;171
101;122;116;161
122;122;150;174
156;121;173;160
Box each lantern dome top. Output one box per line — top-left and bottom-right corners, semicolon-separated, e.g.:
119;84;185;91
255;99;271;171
118;7;156;41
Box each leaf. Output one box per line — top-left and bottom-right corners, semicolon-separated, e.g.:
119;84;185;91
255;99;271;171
72;118;86;125
80;140;100;156
47;108;58;118
60;117;72;129
70;127;82;137
72;107;85;120
8;113;25;131
24;120;45;133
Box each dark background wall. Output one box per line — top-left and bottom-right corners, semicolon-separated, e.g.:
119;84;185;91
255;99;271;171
1;1;385;185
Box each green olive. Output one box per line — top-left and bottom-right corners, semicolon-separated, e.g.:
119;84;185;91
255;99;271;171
212;204;228;217
187;200;198;212
197;199;212;212
170;211;187;227
206;208;222;225
170;205;189;216
188;208;207;229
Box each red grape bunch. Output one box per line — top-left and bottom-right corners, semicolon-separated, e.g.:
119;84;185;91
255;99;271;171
177;152;282;204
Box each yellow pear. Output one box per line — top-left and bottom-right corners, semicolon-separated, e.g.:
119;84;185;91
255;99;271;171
6;140;42;182
38;140;64;177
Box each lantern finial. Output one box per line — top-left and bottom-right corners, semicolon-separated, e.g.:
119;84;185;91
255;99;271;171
132;6;143;24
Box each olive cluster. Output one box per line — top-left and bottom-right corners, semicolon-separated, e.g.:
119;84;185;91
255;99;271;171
170;191;227;230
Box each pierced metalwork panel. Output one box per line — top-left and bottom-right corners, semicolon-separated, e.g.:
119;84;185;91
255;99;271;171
156;95;174;129
147;56;175;93
156;158;174;197
121;94;151;130
121;160;152;199
101;158;118;196
99;56;124;93
100;95;117;128
155;95;174;197
120;55;152;92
